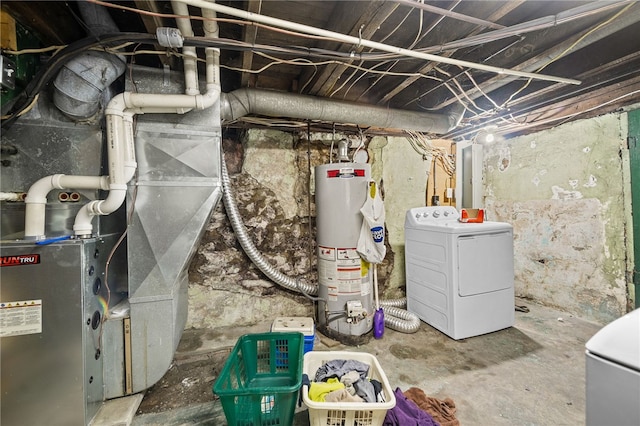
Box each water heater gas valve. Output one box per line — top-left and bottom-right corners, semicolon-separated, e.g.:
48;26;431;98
346;300;366;322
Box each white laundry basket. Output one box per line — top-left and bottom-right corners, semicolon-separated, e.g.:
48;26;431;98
302;351;396;426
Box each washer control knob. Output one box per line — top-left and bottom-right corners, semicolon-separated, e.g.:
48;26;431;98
432;210;440;218
422;212;429;218
443;211;450;217
415;213;421;219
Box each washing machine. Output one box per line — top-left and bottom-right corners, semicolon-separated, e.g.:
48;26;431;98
585;308;640;426
405;206;514;340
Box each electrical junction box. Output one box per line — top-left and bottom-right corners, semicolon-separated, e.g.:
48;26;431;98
271;317;315;354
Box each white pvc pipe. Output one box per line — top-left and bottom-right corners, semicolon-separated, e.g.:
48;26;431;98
202;7;220;90
171;0;200;95
71;3;221;237
180;0;581;86
73;186;127;236
24;174;110;238
25;0;221;239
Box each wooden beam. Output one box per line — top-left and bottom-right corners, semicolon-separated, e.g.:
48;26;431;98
445;52;640;139
240;0;263;87
379;1;523;105
298;0;398;96
134;0;171;66
1;1;85;44
501;75;640;136
134;0;165;34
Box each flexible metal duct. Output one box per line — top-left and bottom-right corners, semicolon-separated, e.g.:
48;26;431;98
381;304;422;333
381;298;409;308
221;88;463;134
221;152;318;295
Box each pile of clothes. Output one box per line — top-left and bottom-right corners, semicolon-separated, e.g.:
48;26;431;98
305;359;386;403
383;387;459;426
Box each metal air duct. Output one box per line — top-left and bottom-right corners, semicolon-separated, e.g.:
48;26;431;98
52;2;126;121
221;88;463;134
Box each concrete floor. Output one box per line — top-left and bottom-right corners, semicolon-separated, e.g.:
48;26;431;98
121;297;603;426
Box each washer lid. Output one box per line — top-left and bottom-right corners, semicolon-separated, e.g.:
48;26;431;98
408;220;512;233
433;220;512;232
586;308;640;371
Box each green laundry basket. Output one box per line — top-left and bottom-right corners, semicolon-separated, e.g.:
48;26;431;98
213;332;304;426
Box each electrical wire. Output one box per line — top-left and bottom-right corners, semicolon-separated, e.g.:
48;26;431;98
3;45;66;55
88;0;341;43
353;1;431;101
330;3;419;98
405;130;455;176
501;2;634;109
500;88;640;133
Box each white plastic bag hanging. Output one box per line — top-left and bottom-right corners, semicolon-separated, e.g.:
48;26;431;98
357;181;386;264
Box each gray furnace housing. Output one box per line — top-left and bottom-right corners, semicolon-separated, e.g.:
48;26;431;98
0;66;222;425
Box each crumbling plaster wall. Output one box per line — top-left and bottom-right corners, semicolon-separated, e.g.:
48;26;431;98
378;136;432;298
483;113;630;324
187;129;409;329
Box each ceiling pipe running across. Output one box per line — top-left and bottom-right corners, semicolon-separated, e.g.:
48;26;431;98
221;88;464;134
180;0;580;86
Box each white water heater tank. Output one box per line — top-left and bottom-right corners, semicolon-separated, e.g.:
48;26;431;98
315;162;373;336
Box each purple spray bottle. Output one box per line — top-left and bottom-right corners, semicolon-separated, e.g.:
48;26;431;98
373;264;384;339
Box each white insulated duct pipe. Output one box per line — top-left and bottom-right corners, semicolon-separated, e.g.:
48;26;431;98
180;0;580;86
381;304;421;333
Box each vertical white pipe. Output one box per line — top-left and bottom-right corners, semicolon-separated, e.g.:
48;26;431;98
202;6;220;89
171;0;200;95
122;112;137;181
29;1;222;238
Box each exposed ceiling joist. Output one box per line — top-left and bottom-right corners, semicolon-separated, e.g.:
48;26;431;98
379;0;525;105
2;0;640;139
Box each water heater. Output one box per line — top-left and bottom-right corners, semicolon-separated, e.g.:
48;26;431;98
315;162;373;338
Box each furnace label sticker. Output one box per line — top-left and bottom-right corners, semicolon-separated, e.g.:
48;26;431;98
0;300;42;337
0;254;40;267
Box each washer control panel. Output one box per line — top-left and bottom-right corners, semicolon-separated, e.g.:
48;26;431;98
407;206;460;223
